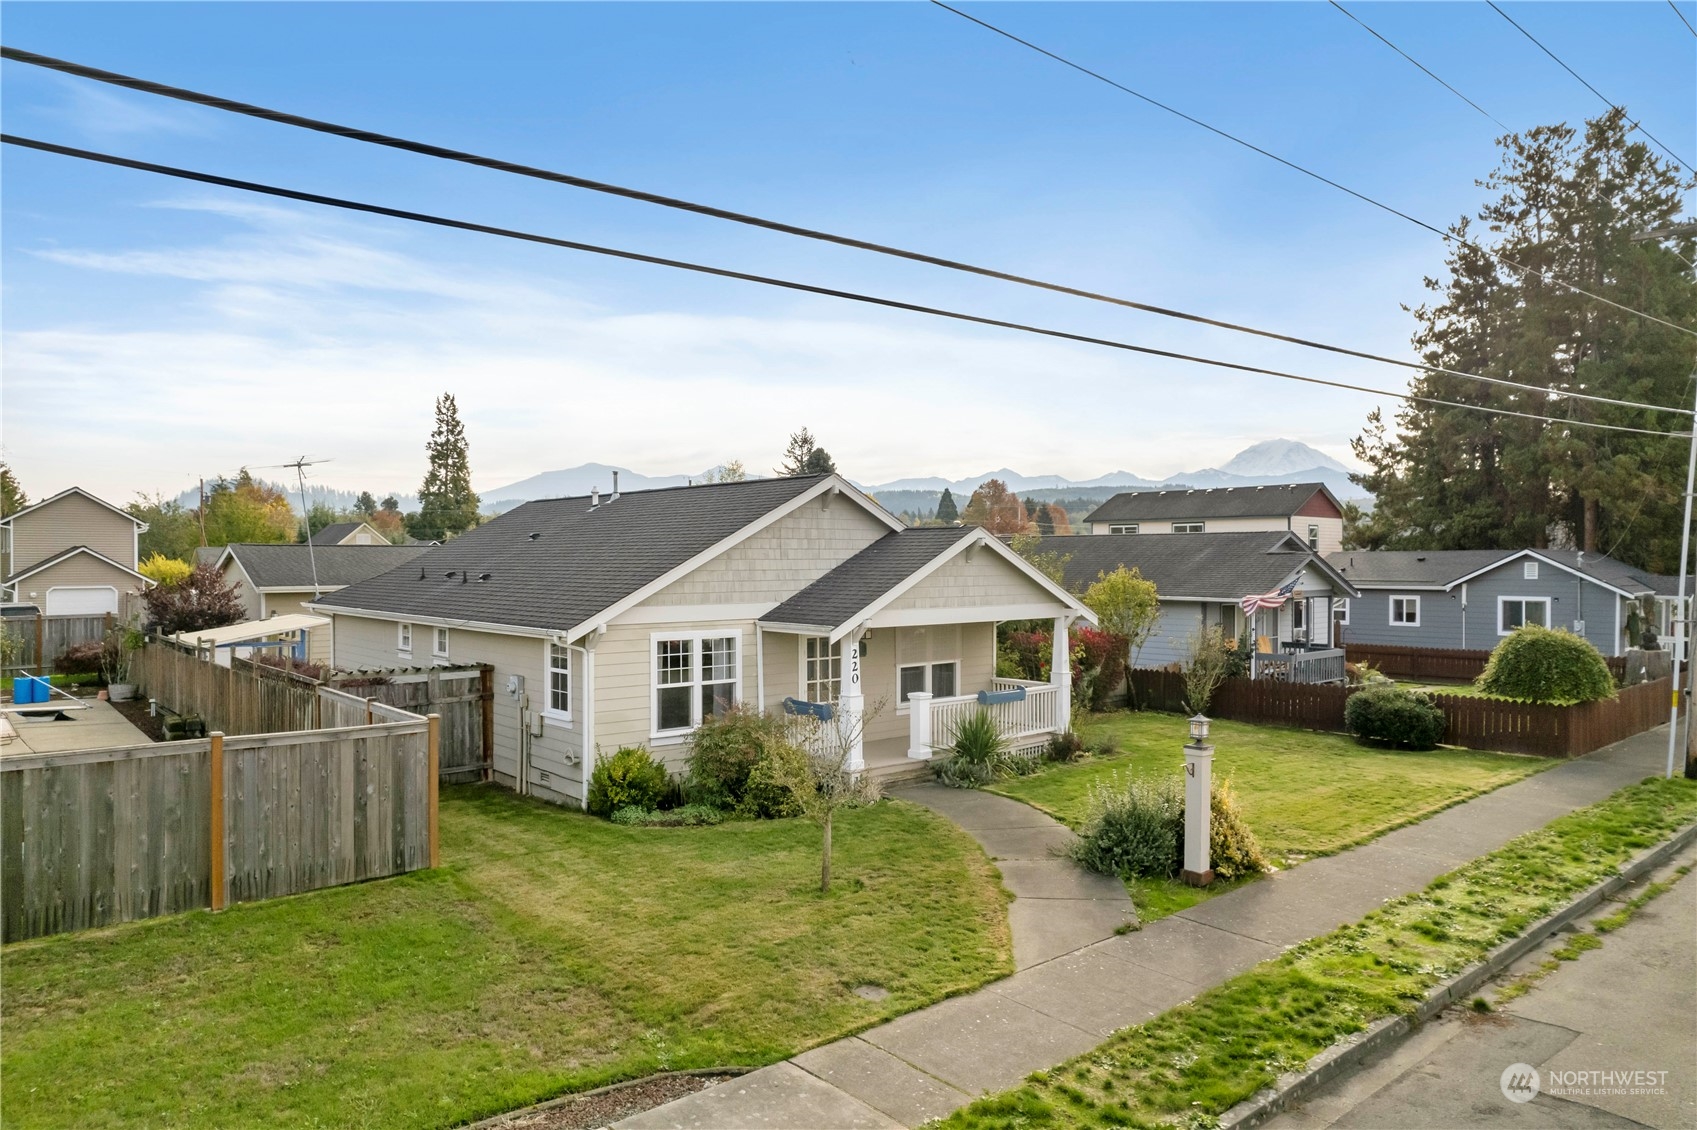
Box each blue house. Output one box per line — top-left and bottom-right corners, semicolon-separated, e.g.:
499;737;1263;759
1326;548;1687;660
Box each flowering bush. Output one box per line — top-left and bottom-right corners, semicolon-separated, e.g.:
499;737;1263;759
1070;625;1128;712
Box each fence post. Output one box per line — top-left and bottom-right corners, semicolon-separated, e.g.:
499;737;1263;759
209;731;226;911
34;615;44;671
365;698;375;726
907;691;934;760
427;713;440;868
480;666;495;780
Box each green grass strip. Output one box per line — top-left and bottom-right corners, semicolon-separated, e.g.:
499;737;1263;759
939;775;1697;1130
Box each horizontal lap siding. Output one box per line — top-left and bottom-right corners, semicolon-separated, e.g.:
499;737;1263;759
10;493;137;573
1462;566;1625;657
884;552;1050;610
1342;590;1463;649
1138;603;1203;669
593;620;755;770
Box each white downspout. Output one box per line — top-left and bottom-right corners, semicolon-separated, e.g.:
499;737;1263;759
755;625;766;715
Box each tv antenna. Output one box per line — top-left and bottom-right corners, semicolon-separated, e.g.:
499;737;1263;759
282;456;333;598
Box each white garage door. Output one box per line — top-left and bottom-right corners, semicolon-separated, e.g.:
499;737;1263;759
45;586;119;616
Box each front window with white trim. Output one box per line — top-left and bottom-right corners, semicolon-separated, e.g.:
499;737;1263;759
804;636;841;704
1500;597;1549;634
397;622;413;652
899;661;957;703
1333;598;1350;626
1307;523;1320;550
548;643;571;717
654;634;738;735
1390;596;1420;626
433;626;450;658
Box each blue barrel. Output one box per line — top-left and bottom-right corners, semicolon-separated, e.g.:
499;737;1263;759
12;676;45;704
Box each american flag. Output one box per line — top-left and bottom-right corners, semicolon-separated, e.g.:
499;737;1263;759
1241;578;1300;615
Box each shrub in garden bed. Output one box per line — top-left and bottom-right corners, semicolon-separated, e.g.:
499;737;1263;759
684;707;801;816
934;709;1008;788
1345;683;1446;749
1477;624;1615;704
53;641;105;678
586;746;671;817
609;804;724;827
1067;773;1267;881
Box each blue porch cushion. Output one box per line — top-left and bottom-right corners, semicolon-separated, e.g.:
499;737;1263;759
976;687;1027;706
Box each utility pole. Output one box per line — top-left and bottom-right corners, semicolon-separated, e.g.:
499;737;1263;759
283;457;332;599
1630;222;1697;778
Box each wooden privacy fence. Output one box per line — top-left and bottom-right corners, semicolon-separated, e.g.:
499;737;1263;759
130;643;491;780
133;641;318;735
1;614;112;684
1;700;438;943
1124;669;1676;758
330;666;493;780
1345;642;1630;683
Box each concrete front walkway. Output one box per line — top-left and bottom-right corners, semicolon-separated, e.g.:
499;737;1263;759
618;727;1672;1130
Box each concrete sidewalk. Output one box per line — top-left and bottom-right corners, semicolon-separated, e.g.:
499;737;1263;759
617;727;1672;1130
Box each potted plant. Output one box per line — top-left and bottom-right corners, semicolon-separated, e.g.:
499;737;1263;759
102;626;143;702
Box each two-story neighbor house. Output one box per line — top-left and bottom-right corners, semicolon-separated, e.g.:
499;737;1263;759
1045;531;1358;672
0;487;153;618
314;474;1094;807
1082;482;1346;554
1328;548;1681;659
216;542;431;664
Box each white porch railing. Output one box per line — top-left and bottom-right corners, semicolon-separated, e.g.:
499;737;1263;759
1253;647;1347;685
908;682;1062;760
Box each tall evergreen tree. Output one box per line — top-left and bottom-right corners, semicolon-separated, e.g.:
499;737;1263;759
0;462;27;518
776;428;837;476
413;393;482;541
1034;502;1056;536
354;491;378;517
935;487;960;524
1353;109;1696;571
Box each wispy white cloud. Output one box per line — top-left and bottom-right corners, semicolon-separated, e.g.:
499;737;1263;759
4;197;1380;501
35;75;211;144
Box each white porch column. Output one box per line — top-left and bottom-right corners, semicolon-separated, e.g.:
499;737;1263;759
907;691;934;760
1052;615;1073;734
839;626;865;773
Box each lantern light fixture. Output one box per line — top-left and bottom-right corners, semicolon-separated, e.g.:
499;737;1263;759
1188;714;1211;744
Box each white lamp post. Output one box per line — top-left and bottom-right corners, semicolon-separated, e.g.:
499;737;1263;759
1182;713;1214;887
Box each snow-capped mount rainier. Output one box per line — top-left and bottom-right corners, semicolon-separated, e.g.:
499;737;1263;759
1214;439;1350;478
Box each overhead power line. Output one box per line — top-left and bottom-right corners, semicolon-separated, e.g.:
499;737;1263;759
1328;2;1509;131
1671;1;1697;39
927;2;1697;341
0;47;1688;419
4;132;1687;442
1486;1;1693;170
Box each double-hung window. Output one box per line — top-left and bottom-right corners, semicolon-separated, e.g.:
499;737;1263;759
1499;597;1549;634
1333;599;1351;627
397;622;413;653
654;634;738;736
1307;523;1320;550
1390;596;1421;626
433;626;450;658
803;636;842;704
547;643;571;717
898;661;957;703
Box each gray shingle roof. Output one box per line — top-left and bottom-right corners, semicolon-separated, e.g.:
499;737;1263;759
760;526;977;629
1327;548;1662;595
1045;531;1332;600
226;543;431;589
1084;483;1336;524
314;475;829;632
308;522;369;545
1326;549;1512;588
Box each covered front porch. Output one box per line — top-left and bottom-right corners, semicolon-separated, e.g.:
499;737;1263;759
755;526;1094;778
1241;574;1352;686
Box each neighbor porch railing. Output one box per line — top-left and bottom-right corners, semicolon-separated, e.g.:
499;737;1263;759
1253;646;1347;685
908;681;1062;759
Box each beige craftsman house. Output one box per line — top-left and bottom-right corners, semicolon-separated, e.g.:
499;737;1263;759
315;474;1093;806
0;487;153;618
215;542;431;664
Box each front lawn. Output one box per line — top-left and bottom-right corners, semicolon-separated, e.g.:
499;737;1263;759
988;712;1549;915
0;786;1011;1129
941;775;1697;1129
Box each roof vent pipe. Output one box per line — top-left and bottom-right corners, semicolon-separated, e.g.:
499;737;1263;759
611;471;620;502
590;488;600;509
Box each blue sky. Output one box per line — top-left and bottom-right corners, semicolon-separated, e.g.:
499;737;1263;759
2;2;1692;504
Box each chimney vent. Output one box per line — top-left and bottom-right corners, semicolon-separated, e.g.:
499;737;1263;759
611;471;620;502
590;488;600;509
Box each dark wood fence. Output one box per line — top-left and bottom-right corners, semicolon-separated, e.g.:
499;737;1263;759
330;667;492;780
1345;642;1630;684
0;709;438;943
1;614;113;684
131;643;491;781
1124;669;1675;758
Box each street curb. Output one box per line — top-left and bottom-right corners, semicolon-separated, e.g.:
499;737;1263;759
462;1067;757;1129
1219;816;1697;1130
